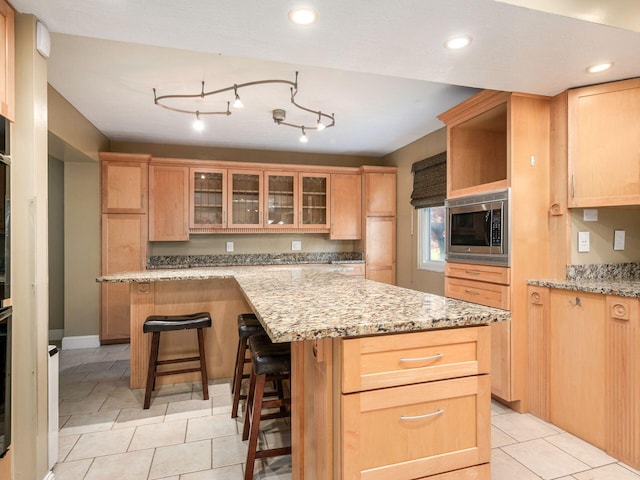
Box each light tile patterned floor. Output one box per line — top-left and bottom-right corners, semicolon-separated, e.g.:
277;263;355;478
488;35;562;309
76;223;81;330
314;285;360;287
54;344;640;480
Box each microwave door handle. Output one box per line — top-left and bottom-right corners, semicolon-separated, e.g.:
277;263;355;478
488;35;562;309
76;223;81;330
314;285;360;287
484;210;492;246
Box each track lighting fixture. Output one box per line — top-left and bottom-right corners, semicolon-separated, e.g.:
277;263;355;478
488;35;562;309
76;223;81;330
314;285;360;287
153;72;335;142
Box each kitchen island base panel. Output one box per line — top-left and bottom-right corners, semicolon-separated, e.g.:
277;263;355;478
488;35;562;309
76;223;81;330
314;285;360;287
129;278;251;389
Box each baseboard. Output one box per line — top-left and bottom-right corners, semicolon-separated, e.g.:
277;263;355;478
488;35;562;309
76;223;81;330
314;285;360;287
43;470;55;480
61;335;100;350
49;329;64;341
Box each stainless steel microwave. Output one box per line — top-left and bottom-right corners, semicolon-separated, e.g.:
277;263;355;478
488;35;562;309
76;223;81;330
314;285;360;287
445;189;509;266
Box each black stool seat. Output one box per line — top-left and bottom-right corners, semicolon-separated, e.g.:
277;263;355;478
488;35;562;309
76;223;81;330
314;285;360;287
237;313;264;339
143;312;212;333
249;334;291;376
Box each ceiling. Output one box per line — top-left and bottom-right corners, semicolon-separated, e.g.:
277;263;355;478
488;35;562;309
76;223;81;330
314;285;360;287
9;0;640;157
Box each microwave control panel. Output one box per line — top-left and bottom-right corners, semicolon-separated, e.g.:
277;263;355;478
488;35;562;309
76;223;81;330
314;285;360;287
491;209;502;246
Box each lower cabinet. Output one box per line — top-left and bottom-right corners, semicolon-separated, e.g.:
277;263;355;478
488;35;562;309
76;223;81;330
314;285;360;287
296;326;492;480
527;286;640;469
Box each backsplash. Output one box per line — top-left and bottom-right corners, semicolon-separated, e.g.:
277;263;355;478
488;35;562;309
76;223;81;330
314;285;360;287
148;251;364;269
566;262;640;281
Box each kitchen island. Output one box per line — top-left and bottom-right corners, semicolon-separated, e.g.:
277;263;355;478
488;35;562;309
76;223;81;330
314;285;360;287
98;265;510;480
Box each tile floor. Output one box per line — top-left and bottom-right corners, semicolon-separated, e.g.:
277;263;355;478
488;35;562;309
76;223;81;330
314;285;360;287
53;344;640;480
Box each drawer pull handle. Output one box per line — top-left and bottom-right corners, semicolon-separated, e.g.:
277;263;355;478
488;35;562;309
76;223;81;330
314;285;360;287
464;289;480;295
400;353;443;363
401;409;445;421
465;270;481;275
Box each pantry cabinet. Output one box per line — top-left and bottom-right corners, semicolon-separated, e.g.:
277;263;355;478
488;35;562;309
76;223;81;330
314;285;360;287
0;0;14;121
101;153;150;214
567;78;640;207
439;90;551;408
526;286;640;469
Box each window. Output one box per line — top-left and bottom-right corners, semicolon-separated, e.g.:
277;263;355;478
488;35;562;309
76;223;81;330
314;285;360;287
418;206;445;272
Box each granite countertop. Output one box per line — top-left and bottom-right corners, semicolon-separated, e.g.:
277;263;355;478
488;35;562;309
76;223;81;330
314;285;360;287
98;265;510;342
528;278;640;298
146;252;365;269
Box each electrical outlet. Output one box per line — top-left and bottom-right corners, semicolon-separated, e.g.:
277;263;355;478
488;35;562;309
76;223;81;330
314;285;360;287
291;240;302;251
614;230;625;251
578;231;590;253
226;241;234;253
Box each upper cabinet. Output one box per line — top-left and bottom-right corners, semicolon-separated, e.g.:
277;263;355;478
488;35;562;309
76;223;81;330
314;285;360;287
362;169;396;216
227;169;264;228
300;173;330;230
265;171;298;229
567;78;640;208
190;167;227;232
148;163;189;241
0;0;14;121
100;153;150;214
330;173;361;240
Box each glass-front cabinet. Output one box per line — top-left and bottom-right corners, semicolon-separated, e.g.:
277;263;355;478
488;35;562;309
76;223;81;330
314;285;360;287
228;169;264;227
265;171;298;229
190;167;226;230
300;173;330;229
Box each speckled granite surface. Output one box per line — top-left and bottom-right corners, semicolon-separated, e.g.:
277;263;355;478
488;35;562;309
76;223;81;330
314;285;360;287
147;252;364;269
529;262;640;298
98;265;510;342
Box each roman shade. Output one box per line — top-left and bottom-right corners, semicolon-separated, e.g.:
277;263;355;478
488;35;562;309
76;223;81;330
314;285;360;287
410;151;446;208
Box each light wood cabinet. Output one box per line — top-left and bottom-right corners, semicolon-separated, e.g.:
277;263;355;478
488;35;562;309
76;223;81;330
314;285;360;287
330;173;361;240
149;164;189;241
100;214;147;343
364;216;396;285
300;173;330;230
440;91;551;408
227;169;264;228
100;153;150;214
361;167;397;285
189;167;227;231
526;287;640;469
337;326;491;480
567;78;640;207
265;171;298;229
0;0;14;121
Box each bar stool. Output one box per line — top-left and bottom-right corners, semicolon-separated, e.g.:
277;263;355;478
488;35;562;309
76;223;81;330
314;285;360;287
231;313;266;418
142;312;212;409
243;334;291;480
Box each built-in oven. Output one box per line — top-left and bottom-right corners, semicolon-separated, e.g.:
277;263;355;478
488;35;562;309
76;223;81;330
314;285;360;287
445;189;509;266
0;306;11;458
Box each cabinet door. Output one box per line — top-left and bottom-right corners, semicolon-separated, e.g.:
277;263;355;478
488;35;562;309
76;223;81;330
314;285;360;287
527;286;550;421
101;158;148;214
568;79;640;207
300;173;330;229
0;0;14;121
365;216;396;285
149;165;189;241
228;169;263;227
330;173;361;239
341;375;490;480
364;172;396;216
101;214;147;343
265;171;297;228
605;296;640;468
190;167;227;231
550;290;606;449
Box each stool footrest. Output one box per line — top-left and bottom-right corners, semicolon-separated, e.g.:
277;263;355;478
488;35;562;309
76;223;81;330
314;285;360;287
255;446;292;460
156;367;203;377
157;356;201;366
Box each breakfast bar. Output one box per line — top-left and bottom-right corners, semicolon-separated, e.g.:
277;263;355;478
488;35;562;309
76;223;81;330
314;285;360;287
98;265;510;480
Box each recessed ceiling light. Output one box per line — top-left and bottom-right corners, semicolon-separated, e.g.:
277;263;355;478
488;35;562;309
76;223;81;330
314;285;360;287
445;35;472;50
586;62;613;73
288;8;318;26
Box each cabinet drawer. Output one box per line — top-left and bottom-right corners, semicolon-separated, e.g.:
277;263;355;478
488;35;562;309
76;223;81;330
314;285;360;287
445;262;510;285
340;263;365;276
445;277;510;310
341;326;490;393
341;375;491;480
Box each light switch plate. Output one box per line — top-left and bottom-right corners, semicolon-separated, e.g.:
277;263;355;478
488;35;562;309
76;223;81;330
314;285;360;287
291;240;302;251
226;241;234;253
578;231;590;252
583;209;598;221
614;230;625;251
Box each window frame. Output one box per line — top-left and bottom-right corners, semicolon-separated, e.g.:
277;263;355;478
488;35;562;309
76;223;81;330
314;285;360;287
417;206;446;272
